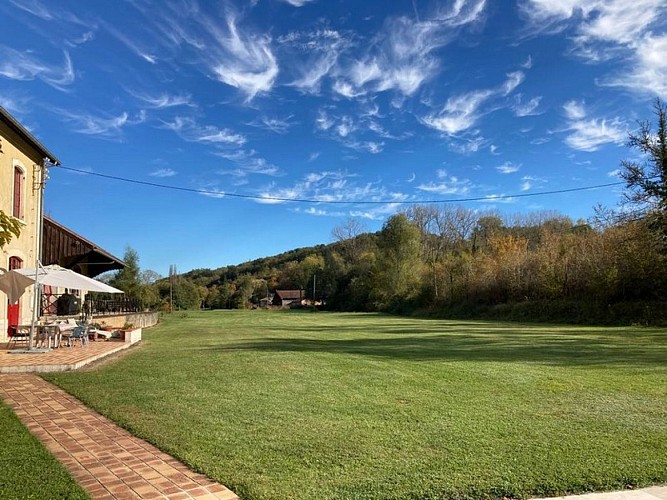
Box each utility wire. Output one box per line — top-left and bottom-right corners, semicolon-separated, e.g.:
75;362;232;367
56;165;625;205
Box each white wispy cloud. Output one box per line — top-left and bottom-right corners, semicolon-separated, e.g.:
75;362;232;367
236;157;281;176
162;116;246;146
256;171;407;210
482;193;516;205
204;13;279;101
149;168;177;177
335;116;355;138
280;0;316;6
501;71;525;95
520;175;545;192
421;71;525;135
314;109;388;153
129;92;194;108
417;169;473;195
215;149;257;162
448;136;488;154
606;34;667;98
197;184;226;199
334;1;487;99
435;0;487;27
421;89;492;134
332;80;366;99
562;100;587;120
348;140;384;154
124;4;279;101
339;23;438;97
564;118;626;151
216;148;281;180
56;109;145;139
576;1;661;45
496;162;521;174
512;95;542;116
249;115;295;134
0;95;28;115
9;0;53;20
315;109;335;130
104;22;158;64
520;0;667;97
281;29;348;93
0;47;75;90
561;101;626;151
66;31;95;47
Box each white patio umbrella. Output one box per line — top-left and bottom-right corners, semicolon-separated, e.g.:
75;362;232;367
13;264;123;294
0;269;35;304
0;263;123;351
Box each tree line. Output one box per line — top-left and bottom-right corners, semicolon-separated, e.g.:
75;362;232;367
140;204;663;325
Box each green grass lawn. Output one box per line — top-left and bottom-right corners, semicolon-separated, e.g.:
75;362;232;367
44;310;667;500
0;400;89;499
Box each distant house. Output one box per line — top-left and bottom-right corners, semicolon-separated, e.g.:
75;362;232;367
272;289;304;307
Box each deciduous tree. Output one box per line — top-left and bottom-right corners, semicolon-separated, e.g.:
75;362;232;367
373;214;422;308
0;210;21;249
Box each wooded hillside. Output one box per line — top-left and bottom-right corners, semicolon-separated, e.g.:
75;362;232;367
164;206;666;325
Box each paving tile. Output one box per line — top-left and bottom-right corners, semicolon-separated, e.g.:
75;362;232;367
164;494;190;500
645;487;667;500
140;491;164;499
0;374;239;500
540;488;667;500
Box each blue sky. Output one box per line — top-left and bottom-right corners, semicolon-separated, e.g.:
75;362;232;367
2;0;666;276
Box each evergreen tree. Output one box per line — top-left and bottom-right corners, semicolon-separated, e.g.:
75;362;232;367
620;98;667;244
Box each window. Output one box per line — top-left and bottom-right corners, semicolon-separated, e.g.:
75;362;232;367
12;166;24;220
9;256;22;270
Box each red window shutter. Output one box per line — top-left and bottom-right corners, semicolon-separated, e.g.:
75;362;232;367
9;256;22;270
13;167;23;219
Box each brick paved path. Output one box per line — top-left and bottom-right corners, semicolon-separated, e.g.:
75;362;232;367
0;374;239;499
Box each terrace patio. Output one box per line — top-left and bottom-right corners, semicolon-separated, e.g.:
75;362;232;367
0;337;138;373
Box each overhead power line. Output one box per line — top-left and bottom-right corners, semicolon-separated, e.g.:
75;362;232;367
56;165;625;205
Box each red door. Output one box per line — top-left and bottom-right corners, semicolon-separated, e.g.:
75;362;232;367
7;257;22;335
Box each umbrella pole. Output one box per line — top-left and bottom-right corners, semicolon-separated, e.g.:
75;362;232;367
29;160;47;351
28;262;42;350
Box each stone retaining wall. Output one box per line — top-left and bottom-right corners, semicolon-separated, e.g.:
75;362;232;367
94;312;158;329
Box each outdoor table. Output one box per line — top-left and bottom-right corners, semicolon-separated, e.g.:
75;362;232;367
37;324;61;349
56;323;76;347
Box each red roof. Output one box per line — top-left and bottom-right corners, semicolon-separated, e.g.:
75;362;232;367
274;290;303;300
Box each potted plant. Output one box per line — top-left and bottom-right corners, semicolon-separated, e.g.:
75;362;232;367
119;322;142;343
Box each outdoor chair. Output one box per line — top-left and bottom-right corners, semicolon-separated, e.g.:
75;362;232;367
68;324;89;348
7;326;29;349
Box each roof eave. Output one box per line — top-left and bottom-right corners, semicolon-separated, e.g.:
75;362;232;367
0;106;61;166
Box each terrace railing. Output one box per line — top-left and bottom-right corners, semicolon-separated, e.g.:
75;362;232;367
84;297;142;316
40;293;142;318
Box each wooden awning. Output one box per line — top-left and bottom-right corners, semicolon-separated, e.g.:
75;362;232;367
42;216;125;278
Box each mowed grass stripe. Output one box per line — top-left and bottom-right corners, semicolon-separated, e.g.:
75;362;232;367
44;311;667;500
